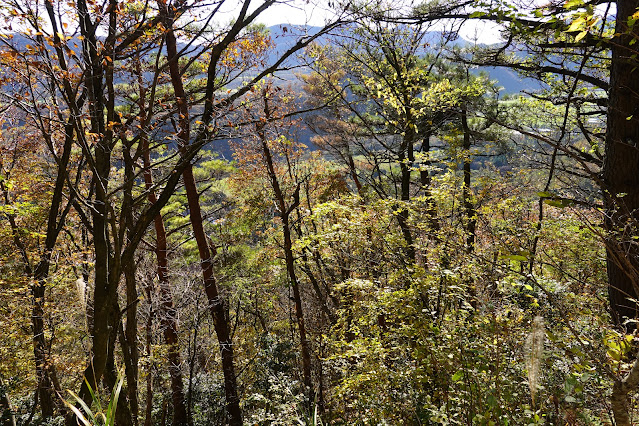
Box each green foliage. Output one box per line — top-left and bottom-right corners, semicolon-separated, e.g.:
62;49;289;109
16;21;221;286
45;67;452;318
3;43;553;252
0;0;634;423
62;371;124;426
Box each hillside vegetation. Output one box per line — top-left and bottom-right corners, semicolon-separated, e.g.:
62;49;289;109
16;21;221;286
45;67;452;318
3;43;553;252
0;0;638;425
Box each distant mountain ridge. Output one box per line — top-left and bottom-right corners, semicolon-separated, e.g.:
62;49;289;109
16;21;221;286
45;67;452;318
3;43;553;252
264;24;539;94
1;25;537;94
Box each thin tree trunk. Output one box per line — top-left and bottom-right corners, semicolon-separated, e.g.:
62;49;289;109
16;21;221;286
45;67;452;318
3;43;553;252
611;355;639;425
256;99;313;397
158;3;242;424
121;124;140;426
105;310;133;426
420;133;442;239
181;165;242;425
74;0;115;409
144;281;154;426
461;106;476;253
282;214;314;393
122;262;140;426
139;59;189;426
0;116;77;421
397;120;418;264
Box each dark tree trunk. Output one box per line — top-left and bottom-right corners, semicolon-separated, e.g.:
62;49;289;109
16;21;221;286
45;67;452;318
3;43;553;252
139;60;189;426
75;0;118;410
121;117;140;426
105;309;133;426
147;173;188;426
420;134;442;239
1;111;77;422
603;0;639;328
31;273;55;419
461;106;476;253
158;3;242;423
143;282;154;426
181;164;242;425
122;262;140;426
397;127;416;264
282;214;314;393
0;372;16;426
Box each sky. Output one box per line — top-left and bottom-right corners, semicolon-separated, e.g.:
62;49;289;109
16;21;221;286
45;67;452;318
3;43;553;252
245;1;505;45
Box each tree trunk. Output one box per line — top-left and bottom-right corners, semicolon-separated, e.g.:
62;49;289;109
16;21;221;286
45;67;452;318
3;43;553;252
122;262;140;426
420;133;442;240
603;0;639;328
397;127;416;264
105;309;133;426
611;355;639;425
1;117;77;421
0;373;16;426
256;98;314;397
139;63;189;426
604;0;639;421
74;0;115;409
181;166;243;425
158;3;242;423
30;275;55;419
147;183;188;426
461;106;476;253
143;282;154;426
282;214;314;394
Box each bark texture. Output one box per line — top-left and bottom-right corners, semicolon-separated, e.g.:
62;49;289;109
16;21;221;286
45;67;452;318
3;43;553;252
603;0;639;328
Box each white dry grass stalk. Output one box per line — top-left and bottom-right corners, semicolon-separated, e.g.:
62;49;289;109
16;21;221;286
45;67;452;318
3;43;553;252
75;278;90;331
524;316;545;408
76;278;86;310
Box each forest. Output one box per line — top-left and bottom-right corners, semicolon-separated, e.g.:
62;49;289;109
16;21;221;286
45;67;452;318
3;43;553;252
0;0;638;424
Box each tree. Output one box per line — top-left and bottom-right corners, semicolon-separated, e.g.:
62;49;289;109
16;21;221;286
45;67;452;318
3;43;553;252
391;0;639;420
0;0;350;423
136;53;188;425
238;82;315;401
0;60;80;420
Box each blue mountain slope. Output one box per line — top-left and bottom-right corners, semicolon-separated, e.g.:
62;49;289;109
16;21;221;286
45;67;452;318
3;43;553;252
264;24;539;94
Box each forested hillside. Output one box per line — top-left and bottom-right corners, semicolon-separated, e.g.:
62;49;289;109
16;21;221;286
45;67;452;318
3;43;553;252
0;0;637;425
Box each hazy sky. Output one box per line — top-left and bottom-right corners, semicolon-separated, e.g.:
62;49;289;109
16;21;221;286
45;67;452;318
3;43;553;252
247;1;505;45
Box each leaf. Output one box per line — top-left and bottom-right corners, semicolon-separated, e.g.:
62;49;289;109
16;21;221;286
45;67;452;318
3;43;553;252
106;369;125;426
452;371;464;382
536;191;555;198
84;378;102;413
62;402;92;426
575;30;588;42
567;17;586;32
71;388;95;422
543;197;573;208
504;254;528;261
564;0;584;9
62;390;93;426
